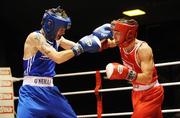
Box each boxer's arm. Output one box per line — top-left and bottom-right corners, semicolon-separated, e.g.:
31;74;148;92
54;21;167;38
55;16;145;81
57;36;76;49
23;34;37;59
30;32;75;64
135;43;154;84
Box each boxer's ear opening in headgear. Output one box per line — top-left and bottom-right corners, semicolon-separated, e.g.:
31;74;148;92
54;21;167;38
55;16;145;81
111;18;138;47
41;6;71;41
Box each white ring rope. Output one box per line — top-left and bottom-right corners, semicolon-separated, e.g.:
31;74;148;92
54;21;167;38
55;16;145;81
60;81;180;96
155;61;180;67
77;109;180;118
12;61;180;116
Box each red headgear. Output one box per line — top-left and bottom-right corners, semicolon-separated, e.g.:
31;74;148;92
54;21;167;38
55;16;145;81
111;19;138;47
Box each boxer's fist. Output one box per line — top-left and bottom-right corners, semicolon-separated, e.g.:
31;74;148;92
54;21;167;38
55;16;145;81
93;23;112;40
72;35;101;56
106;63;137;81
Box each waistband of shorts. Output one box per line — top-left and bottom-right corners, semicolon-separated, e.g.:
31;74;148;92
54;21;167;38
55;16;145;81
132;80;159;91
23;76;54;87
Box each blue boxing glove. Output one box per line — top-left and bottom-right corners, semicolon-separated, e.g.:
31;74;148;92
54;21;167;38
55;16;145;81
72;35;101;56
92;23;113;40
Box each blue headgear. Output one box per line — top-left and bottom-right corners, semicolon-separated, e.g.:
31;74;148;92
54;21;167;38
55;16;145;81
42;6;71;41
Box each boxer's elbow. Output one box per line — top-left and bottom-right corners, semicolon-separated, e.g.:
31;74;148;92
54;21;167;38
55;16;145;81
136;72;153;84
145;74;153;84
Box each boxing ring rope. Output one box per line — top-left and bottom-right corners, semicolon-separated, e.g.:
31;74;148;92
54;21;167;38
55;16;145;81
62;81;180;96
12;61;180;117
77;109;180;118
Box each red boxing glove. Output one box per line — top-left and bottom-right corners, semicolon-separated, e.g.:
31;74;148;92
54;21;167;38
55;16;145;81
106;63;137;81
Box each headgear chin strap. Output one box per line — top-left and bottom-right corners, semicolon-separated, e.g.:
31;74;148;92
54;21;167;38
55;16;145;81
111;19;138;47
42;6;71;41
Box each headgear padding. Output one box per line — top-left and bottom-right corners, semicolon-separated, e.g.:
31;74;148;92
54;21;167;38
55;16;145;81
42;6;71;41
111;19;138;47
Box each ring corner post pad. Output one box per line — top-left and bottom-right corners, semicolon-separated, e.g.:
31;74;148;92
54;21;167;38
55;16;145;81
0;67;15;118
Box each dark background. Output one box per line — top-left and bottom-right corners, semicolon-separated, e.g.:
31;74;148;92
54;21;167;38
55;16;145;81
1;0;180;117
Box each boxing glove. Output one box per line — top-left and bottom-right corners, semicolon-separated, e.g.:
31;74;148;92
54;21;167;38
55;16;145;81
93;23;113;40
106;63;137;81
72;34;101;56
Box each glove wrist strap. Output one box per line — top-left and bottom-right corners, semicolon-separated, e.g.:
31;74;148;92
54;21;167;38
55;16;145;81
71;44;84;56
126;70;137;82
